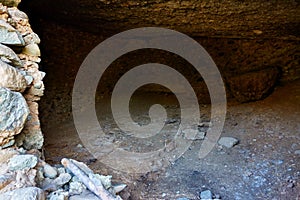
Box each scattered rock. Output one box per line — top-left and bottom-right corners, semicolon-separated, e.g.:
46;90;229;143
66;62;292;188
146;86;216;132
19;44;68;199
47;189;69;200
69;179;86;195
176;197;190;200
52;173;72;188
43;163;58;179
183;128;202;140
294;150;300;155
195;132;206;140
69;189;101;200
111;183;127;194
0;186;45;200
200;189;213;199
8;154;38;171
218;137;239;148
0;87;29;146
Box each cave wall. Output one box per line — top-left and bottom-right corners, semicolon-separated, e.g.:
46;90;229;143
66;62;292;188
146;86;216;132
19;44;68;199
17;0;300;125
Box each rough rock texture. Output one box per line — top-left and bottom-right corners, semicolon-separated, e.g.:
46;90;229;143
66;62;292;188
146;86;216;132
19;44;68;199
0;60;27;92
227;68;279;102
0;3;44;148
0;43;22;67
21;0;299;39
0;19;24;45
0;87;29;146
0;186;45;200
218;137;239;148
8;154;38;171
17;0;299;123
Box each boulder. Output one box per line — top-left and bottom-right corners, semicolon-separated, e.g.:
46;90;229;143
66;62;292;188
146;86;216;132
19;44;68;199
0;87;29;146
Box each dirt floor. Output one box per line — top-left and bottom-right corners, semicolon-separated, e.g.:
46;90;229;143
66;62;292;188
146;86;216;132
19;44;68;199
43;80;300;200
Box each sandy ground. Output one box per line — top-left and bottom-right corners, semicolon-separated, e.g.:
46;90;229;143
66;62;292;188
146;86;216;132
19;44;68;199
43;80;300;200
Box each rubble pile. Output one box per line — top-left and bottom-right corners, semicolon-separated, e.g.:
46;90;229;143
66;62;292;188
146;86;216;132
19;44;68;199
0;148;125;200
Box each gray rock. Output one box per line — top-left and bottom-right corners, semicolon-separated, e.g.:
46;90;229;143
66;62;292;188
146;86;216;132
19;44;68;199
47;189;69;200
0;19;24;46
69;180;86;195
200;189;212;199
112;183;127;194
53;173;72;187
0;87;29;146
0;186;45;200
0;59;27;92
69;189;101;200
218;137;239;148
294;150;300;155
24;75;33;85
7;7;28;20
16;128;44;150
43;163;58;179
24;32;41;45
57;167;66;175
0;43;23;67
70;159;94;175
183;128;199;140
89;173;112;190
8;154;38;171
0;138;14;149
195;131;206;140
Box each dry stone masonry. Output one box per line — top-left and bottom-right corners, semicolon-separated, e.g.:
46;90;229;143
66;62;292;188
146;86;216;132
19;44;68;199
0;4;126;200
0;3;44;150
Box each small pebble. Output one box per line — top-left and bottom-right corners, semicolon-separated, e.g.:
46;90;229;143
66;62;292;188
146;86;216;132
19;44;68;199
43;163;58;179
294;150;300;155
218;137;239;148
287;183;294;188
200;189;212;199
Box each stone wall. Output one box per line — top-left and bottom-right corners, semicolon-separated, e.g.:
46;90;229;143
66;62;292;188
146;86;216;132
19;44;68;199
0;2;44;149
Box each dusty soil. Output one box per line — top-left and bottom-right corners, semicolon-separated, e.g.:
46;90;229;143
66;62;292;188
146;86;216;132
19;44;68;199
43;80;300;200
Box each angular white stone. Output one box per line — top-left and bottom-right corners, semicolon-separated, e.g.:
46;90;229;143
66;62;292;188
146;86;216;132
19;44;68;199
0;59;27;92
0;187;45;200
0;19;24;46
218;136;239;148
